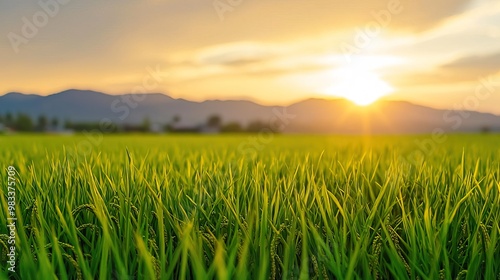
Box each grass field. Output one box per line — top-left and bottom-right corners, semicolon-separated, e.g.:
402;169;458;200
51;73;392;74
1;134;499;280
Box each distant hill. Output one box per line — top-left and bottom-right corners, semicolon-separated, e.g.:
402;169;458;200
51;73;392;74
0;89;499;134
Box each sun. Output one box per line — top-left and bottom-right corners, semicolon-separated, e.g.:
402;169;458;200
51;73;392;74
322;67;394;106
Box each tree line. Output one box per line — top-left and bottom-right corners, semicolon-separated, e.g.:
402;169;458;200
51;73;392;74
0;113;59;132
0;113;275;134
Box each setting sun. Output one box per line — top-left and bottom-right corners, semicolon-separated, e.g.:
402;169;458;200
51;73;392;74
322;67;394;106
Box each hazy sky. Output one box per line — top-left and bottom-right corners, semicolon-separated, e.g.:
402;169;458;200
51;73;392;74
1;0;500;113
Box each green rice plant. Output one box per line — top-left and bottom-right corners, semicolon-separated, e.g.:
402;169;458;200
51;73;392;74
0;134;498;279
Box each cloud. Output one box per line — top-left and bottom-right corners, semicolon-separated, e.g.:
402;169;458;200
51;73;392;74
443;52;500;72
166;39;352;84
379;1;500;88
212;0;473;37
435;52;500;83
193;42;276;66
391;51;500;87
1;0;474;54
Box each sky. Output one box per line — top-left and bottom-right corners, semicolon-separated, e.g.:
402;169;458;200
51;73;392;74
1;0;500;114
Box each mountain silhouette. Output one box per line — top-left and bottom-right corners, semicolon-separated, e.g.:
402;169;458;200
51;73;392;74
0;89;499;134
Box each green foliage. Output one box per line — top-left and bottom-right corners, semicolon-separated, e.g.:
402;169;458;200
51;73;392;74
0;135;499;279
207;115;222;128
142;117;151;132
14;113;34;131
51;118;59;128
37;115;48;131
221;122;243;133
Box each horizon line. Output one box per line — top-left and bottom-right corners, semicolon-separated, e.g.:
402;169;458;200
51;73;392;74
1;88;499;117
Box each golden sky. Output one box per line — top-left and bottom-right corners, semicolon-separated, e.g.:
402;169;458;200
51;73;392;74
1;0;500;113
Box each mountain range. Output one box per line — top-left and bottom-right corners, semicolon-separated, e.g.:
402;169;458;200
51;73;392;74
0;89;499;134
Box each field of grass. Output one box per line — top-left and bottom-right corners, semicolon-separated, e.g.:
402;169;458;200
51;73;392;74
1;134;499;279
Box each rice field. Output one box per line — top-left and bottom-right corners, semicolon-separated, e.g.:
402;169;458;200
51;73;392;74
1;134;499;279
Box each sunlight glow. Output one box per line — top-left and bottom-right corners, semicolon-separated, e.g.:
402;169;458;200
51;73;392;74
322;66;394;106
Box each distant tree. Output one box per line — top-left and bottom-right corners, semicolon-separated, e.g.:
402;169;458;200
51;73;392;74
221;122;243;133
165;115;182;132
207;114;222;128
5;112;13;126
0;114;3;124
480;126;491;134
51;117;59;128
15;113;34;131
142;117;151;132
37;115;48;131
64;119;73;129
